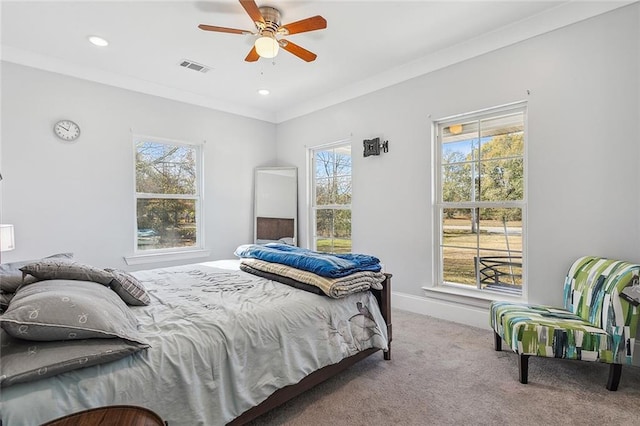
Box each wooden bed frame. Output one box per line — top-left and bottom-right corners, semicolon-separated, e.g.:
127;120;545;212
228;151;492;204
229;273;393;425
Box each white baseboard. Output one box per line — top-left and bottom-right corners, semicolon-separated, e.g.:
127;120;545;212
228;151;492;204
391;291;640;367
391;291;492;330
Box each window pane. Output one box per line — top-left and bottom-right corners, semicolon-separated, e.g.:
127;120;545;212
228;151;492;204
477;158;523;202
315;148;351;179
442;163;472;202
334;151;352;177
479;113;524;139
316;238;334;253
316;209;352;239
315;177;333;205
477;249;522;292
442;208;477;248
136;141;197;194
478;208;522;253
137;198;196;250
335;176;352;204
442;138;477;159
315;209;351;254
442;121;479;144
316;209;333;238
479;133;524;161
331;239;352;254
334;209;352;240
315;151;335;179
441;136;482;203
442;247;476;286
317;238;352;254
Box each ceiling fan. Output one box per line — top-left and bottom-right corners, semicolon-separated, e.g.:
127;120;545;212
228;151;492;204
198;0;327;62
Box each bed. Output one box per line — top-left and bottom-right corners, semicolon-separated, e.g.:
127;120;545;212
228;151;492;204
0;256;392;425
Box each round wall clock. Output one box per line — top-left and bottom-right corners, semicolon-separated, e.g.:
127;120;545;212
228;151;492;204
54;119;81;141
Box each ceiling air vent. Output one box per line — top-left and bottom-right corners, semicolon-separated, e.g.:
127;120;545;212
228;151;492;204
179;59;211;73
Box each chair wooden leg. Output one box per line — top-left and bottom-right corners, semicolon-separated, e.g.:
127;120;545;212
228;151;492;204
493;331;502;351
607;364;622;391
518;354;529;384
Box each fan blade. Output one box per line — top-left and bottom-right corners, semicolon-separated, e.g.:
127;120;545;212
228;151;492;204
280;39;317;62
245;46;260;62
279;15;327;35
239;0;264;25
198;24;252;35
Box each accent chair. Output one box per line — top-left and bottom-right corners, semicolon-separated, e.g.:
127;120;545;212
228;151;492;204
490;256;640;390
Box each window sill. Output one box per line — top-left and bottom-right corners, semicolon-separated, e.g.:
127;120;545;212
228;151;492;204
124;249;211;266
422;285;525;309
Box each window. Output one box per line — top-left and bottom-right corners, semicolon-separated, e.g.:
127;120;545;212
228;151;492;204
310;142;352;253
134;137;202;252
434;102;526;296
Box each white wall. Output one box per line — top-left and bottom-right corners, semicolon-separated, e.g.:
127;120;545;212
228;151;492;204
0;63;277;269
277;5;640;319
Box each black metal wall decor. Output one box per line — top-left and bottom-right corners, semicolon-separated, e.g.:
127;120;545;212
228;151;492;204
363;137;389;157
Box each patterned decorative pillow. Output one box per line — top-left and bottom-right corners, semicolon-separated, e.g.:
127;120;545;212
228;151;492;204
0;253;73;293
0;329;149;388
0;280;147;344
20;258;113;285
106;269;151;306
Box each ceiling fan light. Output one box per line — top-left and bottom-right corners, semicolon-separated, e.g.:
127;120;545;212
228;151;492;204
255;36;279;59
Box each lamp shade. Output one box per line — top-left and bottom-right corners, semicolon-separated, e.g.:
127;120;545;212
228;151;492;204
0;224;15;251
255;36;279;59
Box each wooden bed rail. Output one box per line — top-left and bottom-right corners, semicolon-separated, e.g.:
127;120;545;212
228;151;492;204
228;273;393;425
373;273;392;360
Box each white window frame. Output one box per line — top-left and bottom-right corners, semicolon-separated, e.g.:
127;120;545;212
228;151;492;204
125;135;208;265
307;139;352;252
431;101;527;301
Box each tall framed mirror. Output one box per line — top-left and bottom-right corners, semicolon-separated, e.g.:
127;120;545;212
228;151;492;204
254;167;297;245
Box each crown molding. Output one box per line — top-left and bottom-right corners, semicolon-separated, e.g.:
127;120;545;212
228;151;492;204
275;1;635;123
1;1;634;125
1;46;277;123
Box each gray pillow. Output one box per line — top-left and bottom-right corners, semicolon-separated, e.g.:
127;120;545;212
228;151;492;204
0;280;147;344
20;258;113;285
0;292;15;312
106;269;151;306
0;329;149;388
0;253;73;293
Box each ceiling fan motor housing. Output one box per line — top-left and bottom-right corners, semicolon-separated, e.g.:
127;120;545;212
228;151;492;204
257;6;281;36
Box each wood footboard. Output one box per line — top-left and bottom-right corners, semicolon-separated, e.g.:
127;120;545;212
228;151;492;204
228;273;393;425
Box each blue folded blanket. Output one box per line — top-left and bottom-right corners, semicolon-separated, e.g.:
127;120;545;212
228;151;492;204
234;243;381;278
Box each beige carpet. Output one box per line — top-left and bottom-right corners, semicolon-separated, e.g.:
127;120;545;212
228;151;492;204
248;309;640;425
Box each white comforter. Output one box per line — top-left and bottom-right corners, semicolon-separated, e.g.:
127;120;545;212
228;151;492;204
0;260;388;425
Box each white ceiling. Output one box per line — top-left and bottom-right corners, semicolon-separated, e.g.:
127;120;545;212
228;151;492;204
1;1;633;123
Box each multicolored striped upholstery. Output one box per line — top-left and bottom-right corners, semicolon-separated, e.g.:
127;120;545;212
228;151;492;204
490;256;640;365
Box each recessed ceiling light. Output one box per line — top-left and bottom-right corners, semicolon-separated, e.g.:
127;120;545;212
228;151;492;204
88;36;109;47
258;89;270;96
